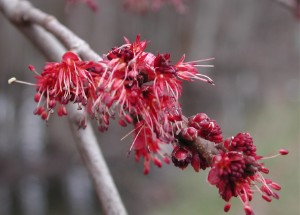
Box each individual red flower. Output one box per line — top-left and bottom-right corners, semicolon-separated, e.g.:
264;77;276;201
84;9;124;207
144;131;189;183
33;52;102;121
188;113;223;143
171;146;192;169
224;132;256;156
132;121;169;174
171;144;208;172
91;35;151;131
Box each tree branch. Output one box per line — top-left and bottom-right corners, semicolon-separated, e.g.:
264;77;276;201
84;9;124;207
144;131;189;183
0;0;100;61
0;0;127;214
68;108;128;215
271;0;299;12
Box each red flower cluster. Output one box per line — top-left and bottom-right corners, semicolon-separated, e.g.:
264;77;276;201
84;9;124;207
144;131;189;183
32;52;102;122
188;113;223;143
13;35;287;215
28;35;213;174
171;113;222;171
92;36;212;173
208;133;285;215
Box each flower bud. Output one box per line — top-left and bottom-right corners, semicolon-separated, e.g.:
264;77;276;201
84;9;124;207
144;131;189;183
279;149;289;155
224;203;231;212
34;93;41;102
171;146;192;169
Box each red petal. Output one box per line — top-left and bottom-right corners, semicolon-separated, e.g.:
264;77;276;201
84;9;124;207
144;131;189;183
191;153;201;172
62;52;80;61
207;167;220;185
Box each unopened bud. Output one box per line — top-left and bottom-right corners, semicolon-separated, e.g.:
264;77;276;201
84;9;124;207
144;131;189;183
28;65;35;71
223;203;231;212
279;149;289;155
171;146;192;169
34;93;41;102
119;119;127;127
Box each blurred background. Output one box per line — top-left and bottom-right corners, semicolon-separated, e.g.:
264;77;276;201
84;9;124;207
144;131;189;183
0;0;299;214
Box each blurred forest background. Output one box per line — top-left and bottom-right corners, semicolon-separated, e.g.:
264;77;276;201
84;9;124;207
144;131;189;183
0;0;299;215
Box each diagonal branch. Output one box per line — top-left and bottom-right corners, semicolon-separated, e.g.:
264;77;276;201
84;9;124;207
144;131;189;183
271;0;300;12
0;0;127;214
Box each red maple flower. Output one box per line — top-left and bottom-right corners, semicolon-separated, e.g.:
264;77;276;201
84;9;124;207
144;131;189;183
171;146;192;169
224;133;256;156
133;121;170;174
188;113;223;143
171;144;208;172
33;52;102;120
89;36;214;172
208;133;282;215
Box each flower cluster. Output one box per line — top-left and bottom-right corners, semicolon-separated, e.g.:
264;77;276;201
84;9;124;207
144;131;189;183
11;35;288;215
188;113;223;143
30;52;102;122
90;35;213;173
171;113;223;171
20;35;213;174
208;133;286;214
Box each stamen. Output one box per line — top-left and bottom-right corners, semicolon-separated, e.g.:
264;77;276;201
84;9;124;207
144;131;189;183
28;65;41;76
188;57;215;63
259;149;289;160
127;124;144;156
193;64;214;68
8;77;36;86
120;126;140;141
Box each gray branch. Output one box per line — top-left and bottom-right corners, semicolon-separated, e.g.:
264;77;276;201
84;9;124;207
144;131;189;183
271;0;299;11
0;0;127;214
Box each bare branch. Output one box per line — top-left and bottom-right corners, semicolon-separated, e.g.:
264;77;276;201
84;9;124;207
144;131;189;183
68;107;128;215
271;0;299;12
0;0;100;61
0;0;127;214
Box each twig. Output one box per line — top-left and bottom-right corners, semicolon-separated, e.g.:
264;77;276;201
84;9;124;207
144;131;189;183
68;108;128;215
271;0;299;12
0;0;127;214
0;0;100;61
